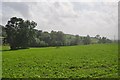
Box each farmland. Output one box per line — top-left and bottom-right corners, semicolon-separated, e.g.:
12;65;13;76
2;43;118;78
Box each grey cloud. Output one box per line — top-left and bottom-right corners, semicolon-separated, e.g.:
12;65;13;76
2;2;30;18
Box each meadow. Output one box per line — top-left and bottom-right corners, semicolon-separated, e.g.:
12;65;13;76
2;43;118;78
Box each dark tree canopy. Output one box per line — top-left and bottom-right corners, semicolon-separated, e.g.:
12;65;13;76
5;17;37;50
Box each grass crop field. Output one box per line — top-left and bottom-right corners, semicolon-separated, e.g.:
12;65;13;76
2;43;118;78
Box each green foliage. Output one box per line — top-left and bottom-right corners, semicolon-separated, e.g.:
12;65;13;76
82;35;91;45
5;17;37;50
2;17;113;49
98;37;112;43
74;35;80;45
2;44;118;78
0;25;6;37
50;31;65;46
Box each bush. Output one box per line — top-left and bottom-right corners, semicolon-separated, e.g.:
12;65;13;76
39;41;48;47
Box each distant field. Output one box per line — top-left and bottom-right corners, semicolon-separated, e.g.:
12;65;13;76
2;43;118;78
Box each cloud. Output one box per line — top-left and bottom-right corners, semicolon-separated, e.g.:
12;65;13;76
2;2;30;18
2;0;120;2
1;1;118;40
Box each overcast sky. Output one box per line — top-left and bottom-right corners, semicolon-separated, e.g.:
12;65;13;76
0;0;119;40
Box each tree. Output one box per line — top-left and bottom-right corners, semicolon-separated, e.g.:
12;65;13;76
49;30;56;46
50;31;65;46
95;34;100;39
101;37;107;43
29;29;43;47
0;25;7;45
74;35;80;45
56;31;65;46
0;25;6;37
41;31;51;46
83;35;91;45
5;17;37;50
98;37;112;43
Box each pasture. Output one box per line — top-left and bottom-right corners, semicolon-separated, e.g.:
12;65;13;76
2;43;118;78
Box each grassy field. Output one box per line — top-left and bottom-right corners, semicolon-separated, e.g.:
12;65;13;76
2;43;118;78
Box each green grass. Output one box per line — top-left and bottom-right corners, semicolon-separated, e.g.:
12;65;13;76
2;43;118;78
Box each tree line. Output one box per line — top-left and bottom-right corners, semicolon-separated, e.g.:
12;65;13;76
1;17;112;50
